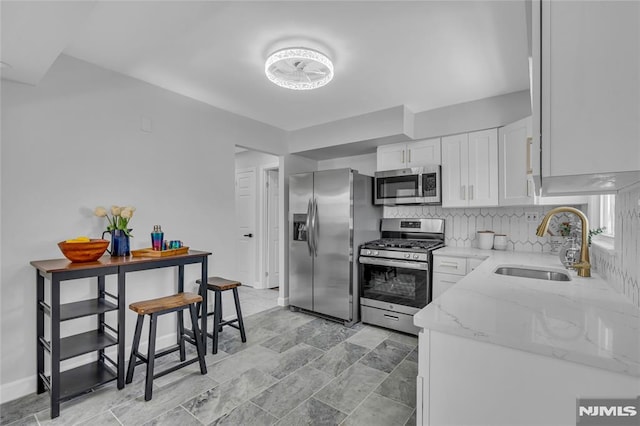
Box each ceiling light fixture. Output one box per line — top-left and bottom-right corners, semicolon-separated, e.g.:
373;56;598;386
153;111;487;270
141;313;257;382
265;48;334;90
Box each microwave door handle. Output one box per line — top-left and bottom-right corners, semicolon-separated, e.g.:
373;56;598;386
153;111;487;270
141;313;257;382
306;199;313;256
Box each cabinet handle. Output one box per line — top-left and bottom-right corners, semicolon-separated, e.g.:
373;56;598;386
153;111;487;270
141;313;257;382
402;150;405;164
526;137;533;174
469;184;474;200
440;261;459;269
461;185;466;200
408;149;411;163
384;314;400;321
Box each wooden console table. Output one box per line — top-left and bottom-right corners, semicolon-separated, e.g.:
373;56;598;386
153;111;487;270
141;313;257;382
30;250;211;418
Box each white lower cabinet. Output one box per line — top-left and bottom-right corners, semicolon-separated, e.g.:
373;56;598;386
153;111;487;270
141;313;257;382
432;254;486;299
417;330;638;426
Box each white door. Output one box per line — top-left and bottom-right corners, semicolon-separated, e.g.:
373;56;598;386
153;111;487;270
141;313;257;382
407;138;441;167
376;142;407;171
441;133;468;207
499;117;535;206
267;169;279;288
468;129;499;207
235;168;256;287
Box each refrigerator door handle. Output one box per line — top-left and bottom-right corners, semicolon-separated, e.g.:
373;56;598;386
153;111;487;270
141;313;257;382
306;199;313;256
312;198;319;257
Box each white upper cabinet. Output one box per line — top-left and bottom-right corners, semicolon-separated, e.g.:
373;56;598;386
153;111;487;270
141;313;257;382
468;129;499;206
533;0;640;194
498;117;535;206
441;134;469;207
376;138;441;171
442;129;498;208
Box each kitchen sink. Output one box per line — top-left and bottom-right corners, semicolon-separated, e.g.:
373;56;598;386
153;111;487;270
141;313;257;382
494;266;571;281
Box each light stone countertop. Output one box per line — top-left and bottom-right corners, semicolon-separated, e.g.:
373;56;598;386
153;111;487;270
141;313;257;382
415;247;640;377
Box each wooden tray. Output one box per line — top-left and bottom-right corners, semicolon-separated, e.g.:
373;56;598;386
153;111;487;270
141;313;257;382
131;247;189;257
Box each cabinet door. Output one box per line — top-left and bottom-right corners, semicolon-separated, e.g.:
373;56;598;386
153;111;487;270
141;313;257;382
441;134;468;207
539;0;640;191
468;129;498;207
499;117;535;206
377;143;407;171
407;138;441;167
466;257;486;273
432;272;463;300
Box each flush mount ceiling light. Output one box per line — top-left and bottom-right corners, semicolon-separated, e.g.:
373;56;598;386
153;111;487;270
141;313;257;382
265;48;334;90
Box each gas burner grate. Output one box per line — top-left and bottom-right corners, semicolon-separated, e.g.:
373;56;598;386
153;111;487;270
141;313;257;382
364;238;443;251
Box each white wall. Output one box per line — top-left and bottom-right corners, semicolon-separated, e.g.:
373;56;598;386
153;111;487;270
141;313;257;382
0;55;286;402
317;153;377;177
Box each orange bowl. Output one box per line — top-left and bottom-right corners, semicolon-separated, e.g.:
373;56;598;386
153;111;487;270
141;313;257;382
58;239;109;262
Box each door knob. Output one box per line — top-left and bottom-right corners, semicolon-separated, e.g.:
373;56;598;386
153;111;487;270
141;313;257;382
243;233;253;238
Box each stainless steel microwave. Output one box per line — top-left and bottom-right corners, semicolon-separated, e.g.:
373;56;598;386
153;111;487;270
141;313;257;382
374;165;441;205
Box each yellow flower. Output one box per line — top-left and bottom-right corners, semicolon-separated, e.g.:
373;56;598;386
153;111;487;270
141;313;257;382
121;208;133;219
111;205;122;216
94;206;107;217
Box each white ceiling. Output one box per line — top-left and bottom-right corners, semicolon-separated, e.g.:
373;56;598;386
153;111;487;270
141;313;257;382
1;1;530;132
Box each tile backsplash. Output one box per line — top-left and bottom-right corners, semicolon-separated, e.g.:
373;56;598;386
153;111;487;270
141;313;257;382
590;184;640;307
384;204;585;253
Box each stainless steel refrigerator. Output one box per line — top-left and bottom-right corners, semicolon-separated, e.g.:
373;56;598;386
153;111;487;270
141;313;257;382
289;168;381;326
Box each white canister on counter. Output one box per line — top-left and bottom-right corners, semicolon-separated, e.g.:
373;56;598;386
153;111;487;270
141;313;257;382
477;231;495;250
493;234;508;250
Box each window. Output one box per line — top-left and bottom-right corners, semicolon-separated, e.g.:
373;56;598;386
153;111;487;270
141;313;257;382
598;194;615;237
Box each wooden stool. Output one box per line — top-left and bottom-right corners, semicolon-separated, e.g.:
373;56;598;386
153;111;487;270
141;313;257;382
125;292;207;401
195;277;247;354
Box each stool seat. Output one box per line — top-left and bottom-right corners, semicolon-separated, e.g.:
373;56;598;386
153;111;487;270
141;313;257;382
129;292;202;315
196;276;241;291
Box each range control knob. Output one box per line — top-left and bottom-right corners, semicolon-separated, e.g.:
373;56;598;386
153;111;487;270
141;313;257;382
413;254;419;259
404;253;411;259
373;251;379;256
365;250;371;255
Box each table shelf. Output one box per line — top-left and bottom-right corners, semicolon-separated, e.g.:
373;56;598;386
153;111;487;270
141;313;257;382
60;298;118;321
60;330;118;361
59;361;117;401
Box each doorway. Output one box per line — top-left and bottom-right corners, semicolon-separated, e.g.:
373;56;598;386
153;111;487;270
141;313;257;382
234;147;280;289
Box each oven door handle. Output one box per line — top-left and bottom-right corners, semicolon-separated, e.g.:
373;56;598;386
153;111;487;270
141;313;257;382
359;257;429;270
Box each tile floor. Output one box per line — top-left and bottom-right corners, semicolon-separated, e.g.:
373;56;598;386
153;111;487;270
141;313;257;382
1;287;417;426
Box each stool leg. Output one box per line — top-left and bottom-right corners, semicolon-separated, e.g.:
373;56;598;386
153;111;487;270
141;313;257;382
178;309;186;362
212;291;221;354
189;304;207;375
145;313;158;401
232;288;247;343
126;314;144;384
218;297;223;332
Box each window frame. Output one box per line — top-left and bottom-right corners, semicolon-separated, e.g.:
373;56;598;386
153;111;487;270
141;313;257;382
589;194;616;247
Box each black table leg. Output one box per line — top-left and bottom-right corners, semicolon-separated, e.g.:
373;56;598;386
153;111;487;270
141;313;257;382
50;276;60;418
200;259;208;348
36;271;45;394
117;270;126;389
178;265;186;361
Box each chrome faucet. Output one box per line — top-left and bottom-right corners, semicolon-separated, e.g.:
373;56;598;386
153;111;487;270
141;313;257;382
535;207;591;277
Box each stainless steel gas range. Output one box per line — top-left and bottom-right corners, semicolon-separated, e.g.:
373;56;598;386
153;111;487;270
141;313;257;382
358;218;445;335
